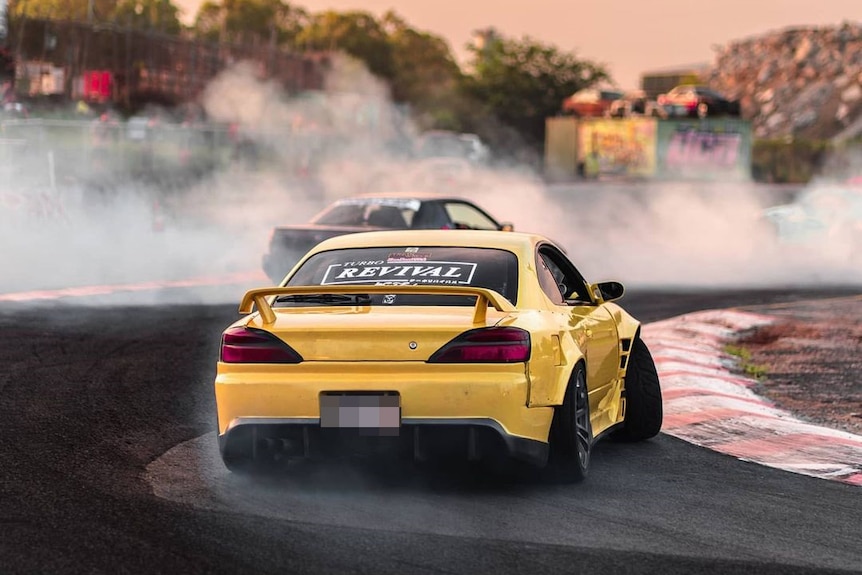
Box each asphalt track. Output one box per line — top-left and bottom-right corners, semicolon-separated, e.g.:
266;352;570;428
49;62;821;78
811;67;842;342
1;287;861;575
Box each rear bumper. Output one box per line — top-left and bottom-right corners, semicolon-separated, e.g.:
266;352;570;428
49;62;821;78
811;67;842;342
218;416;550;467
215;362;554;442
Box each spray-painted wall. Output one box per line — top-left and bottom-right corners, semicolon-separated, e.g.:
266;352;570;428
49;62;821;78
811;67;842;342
577;118;658;177
543;117;579;180
654;118;752;180
545;115;752;180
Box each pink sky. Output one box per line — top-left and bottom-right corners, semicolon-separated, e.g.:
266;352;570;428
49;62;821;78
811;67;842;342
174;0;860;89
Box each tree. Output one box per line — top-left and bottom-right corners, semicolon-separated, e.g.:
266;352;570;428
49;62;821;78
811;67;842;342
192;1;223;40
460;31;610;151
9;0;181;30
113;0;182;34
9;0;117;22
381;11;461;108
296;10;394;81
193;0;307;46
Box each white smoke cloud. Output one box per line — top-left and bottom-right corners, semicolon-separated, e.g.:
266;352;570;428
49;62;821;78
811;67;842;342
1;54;861;306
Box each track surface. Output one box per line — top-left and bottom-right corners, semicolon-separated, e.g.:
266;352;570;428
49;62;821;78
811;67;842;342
2;287;861;575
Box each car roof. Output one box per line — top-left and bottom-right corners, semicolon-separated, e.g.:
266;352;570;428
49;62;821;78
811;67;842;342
337;191;477;203
305;229;555;255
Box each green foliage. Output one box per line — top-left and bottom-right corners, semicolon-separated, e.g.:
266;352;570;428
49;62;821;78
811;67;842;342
381;11;462;109
744;363;769;380
724;345;768;381
752;138;833;183
194;0;307;46
192;1;222;40
9;0;180;29
297;11;394;80
459;31;610;149
724;344;751;361
114;0;182;34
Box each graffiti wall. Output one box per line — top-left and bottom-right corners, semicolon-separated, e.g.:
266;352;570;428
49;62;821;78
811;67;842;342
655;119;752;180
543;115;753;181
577;118;657;177
544;117;579;180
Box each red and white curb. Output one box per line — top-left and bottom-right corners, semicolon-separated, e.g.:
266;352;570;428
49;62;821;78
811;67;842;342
0;271;269;302
642;309;862;487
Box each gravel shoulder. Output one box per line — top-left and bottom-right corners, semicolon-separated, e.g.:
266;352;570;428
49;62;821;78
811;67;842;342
732;296;862;436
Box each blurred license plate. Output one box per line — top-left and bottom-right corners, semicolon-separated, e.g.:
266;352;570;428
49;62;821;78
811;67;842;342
320;394;401;435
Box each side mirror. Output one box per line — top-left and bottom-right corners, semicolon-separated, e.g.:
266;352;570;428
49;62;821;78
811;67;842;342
594;281;625;302
500;222;514;232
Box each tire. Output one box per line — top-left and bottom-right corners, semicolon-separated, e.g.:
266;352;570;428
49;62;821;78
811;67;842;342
547;363;592;482
614;337;663;442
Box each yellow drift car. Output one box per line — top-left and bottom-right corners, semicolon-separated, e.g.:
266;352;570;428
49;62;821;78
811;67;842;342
215;230;662;481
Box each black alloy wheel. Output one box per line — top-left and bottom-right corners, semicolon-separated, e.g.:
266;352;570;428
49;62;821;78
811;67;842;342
547;363;593;483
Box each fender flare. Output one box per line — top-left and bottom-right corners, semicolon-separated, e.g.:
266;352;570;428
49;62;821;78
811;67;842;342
548;351;586;407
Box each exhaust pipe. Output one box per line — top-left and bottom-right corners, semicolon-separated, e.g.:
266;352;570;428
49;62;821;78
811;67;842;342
257;437;283;452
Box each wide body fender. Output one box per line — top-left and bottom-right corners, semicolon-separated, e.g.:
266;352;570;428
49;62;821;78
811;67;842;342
522;303;642;410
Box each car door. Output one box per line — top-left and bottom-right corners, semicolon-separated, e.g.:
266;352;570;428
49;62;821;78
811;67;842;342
535;245;620;430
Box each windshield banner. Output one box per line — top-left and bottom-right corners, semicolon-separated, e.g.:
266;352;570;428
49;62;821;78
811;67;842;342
321;260;478;286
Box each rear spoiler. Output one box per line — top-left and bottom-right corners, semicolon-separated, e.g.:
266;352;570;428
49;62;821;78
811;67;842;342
238;284;516;326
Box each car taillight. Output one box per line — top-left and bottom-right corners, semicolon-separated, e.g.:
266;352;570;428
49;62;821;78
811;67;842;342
428;327;531;363
220;326;303;364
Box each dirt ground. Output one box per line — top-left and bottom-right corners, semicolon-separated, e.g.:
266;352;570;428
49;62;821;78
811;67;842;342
731;296;862;436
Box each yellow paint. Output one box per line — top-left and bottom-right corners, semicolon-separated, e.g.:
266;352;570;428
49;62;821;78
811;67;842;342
214;230;643;446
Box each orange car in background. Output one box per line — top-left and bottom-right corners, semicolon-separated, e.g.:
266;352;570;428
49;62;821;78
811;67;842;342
562;88;624;117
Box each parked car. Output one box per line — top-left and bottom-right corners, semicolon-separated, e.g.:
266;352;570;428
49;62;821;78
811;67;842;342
216;229;663;480
562;88;625;117
657;85;741;119
608;90;666;118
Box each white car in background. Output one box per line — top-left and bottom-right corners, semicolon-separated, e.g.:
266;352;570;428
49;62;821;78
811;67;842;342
415;130;491;165
763;179;862;242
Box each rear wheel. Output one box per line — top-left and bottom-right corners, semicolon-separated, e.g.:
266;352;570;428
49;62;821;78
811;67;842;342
614;337;663;442
547;363;592;482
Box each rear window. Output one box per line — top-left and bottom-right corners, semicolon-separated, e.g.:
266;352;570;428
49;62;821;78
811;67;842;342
312;199;419;228
282;246;519;306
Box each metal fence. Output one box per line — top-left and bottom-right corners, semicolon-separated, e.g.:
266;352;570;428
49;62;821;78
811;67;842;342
5;17;331;106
